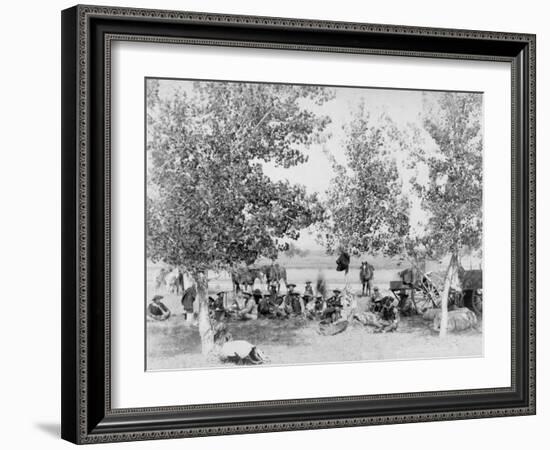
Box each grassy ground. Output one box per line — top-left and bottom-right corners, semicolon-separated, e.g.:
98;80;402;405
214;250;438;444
146;294;483;371
146;255;482;371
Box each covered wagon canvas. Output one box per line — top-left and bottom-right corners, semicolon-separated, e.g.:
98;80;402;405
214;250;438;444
145;77;483;371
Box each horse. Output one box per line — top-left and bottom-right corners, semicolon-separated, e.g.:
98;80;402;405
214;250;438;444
359;261;374;296
231;267;263;293
154;267;169;290
164;267;184;294
155;267;184;294
261;263;287;293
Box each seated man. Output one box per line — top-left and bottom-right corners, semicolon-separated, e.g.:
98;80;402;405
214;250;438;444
397;289;414;316
305;294;323;319
314;295;325;312
147;295;171;321
286;283;297;296
371;286;384;312
271;294;289;318
258;293;273;317
236;291;258;320
252;288;263;305
290;291;305;316
377;297;400;333
212;291;226;321
282;283;297;316
321;289;343;322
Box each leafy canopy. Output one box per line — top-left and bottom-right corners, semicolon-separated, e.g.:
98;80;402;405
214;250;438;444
320;103;410;257
412;92;483;257
146;80;332;274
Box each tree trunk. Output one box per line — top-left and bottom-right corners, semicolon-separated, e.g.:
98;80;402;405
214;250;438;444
194;272;214;355
439;252;458;337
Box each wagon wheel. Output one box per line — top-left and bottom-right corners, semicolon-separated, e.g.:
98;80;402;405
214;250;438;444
417;280;440;310
413;290;436;312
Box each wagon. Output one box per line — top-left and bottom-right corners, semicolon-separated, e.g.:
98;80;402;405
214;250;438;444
456;269;483;314
389;267;482;315
389;268;440;314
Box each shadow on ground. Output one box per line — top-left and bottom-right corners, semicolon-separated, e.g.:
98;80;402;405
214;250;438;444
35;422;60;438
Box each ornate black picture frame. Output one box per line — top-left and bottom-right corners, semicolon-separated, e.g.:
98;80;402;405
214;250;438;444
61;4;536;444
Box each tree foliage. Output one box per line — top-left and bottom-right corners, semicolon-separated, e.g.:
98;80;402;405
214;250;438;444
146;80;332;275
412;92;483;336
412;92;483;257
147;80;332;354
320;103;410;256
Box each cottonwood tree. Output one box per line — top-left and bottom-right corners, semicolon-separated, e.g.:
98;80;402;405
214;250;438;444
146;80;330;354
412;92;483;336
321;104;410;259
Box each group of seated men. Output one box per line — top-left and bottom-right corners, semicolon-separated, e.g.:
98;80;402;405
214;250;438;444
147;282;400;332
212;281;350;322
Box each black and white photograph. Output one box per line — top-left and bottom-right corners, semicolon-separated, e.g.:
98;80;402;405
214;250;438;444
145;78;484;371
0;0;545;446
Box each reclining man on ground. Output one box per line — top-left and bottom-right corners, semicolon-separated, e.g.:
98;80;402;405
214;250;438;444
354;296;399;332
147;295;171;321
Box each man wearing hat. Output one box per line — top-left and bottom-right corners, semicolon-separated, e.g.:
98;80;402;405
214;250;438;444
252;288;263;305
378;296;400;332
304;281;314;298
181;285;197;321
283;283;297;315
290;291;305;316
236;291;258;320
147;295;171;321
371;286;384;312
329;288;343;304
322;289;343;322
304;293;321;319
314;294;326;313
258;293;272;317
212;291;226;321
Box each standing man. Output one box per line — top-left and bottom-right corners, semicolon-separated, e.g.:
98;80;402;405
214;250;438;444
181;285;196;321
283;283;297;315
304;280;314;297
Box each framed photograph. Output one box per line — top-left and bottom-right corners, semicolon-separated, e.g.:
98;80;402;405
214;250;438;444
61;5;536;444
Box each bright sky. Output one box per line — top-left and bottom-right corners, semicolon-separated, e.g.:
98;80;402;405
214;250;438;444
153;80;463;252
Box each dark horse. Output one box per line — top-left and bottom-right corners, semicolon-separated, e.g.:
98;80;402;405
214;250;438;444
261;263;287;293
231;267;263;293
359;261;374;296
